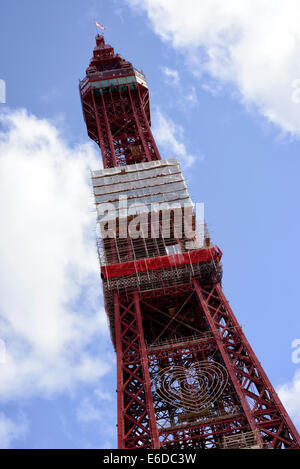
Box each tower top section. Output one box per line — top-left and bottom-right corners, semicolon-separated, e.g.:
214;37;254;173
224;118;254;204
80;35;161;168
85;34;134;76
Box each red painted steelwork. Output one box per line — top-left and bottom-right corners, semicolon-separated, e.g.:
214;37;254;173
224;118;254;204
101;246;222;279
113;291;161;448
194;282;300;448
81;35;300;449
80;35;161;168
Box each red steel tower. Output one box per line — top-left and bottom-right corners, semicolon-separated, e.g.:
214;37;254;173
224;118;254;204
80;34;300;449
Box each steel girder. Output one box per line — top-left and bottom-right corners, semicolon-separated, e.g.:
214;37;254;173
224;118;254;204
82;85;161;168
113;282;300;449
193;280;300;449
114;291;160;448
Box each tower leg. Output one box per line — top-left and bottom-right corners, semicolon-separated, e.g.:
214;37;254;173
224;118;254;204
193;280;300;449
114;291;160;448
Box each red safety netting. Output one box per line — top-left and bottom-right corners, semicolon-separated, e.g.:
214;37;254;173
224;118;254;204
101;246;222;279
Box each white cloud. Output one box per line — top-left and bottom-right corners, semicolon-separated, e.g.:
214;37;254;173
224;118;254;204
76;391;115;448
94;387;113;401
0;412;28;448
161;68;199;109
162;67;180;86
185;86;199;107
128;0;300;136
77;384;113;424
277;368;300;427
153;108;196;166
76;397;103;423
0;109;110;401
75;376;115;444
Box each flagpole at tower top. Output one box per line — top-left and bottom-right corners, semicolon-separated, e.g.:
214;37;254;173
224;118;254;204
94;19;106;36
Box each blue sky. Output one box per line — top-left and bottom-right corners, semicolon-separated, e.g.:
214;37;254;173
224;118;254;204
0;0;300;448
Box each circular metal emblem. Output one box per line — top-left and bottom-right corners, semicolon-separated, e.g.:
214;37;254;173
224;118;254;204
152;361;228;413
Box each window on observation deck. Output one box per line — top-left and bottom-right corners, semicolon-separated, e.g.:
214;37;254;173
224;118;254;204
91;76;138;96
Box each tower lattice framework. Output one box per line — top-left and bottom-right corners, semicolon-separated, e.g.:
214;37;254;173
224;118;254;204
80;34;300;449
